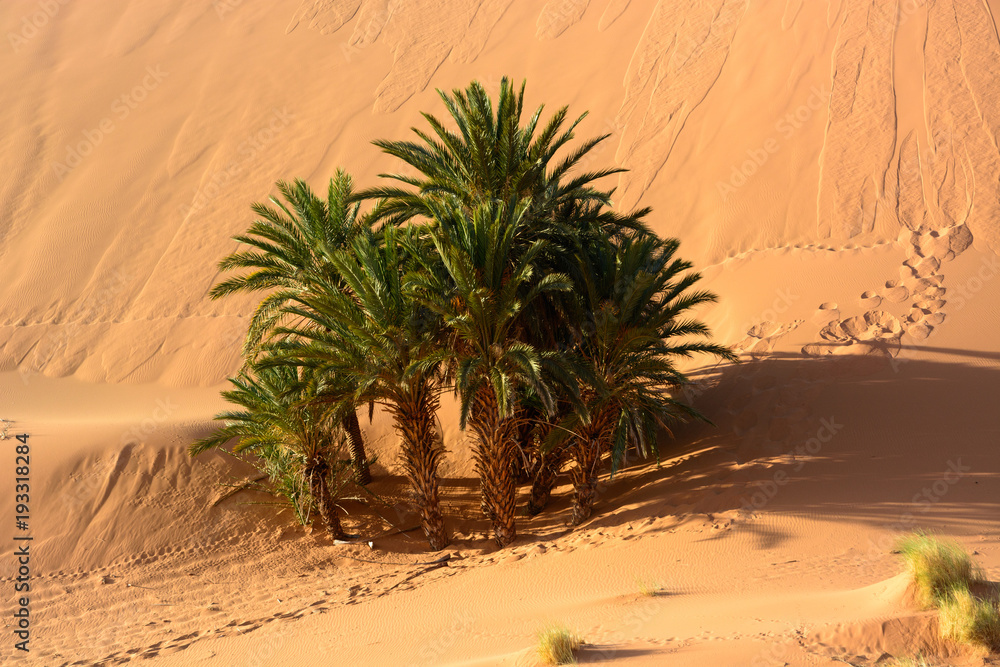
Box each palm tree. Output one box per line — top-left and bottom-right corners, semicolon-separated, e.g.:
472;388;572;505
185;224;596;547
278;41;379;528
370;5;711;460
190;365;351;539
564;234;737;524
354;77;647;246
406;198;576;547
354;77;647;541
210;172;373;484
262;225;451;550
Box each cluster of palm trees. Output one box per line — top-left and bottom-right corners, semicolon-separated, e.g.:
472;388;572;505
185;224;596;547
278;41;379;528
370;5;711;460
190;78;735;550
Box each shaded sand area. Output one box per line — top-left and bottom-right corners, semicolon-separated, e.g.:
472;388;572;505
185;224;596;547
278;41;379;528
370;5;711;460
4;346;1000;665
2;0;1000;664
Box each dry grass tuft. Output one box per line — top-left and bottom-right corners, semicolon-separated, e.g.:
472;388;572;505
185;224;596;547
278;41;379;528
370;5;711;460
635;576;664;597
896;532;1000;651
897;533;978;608
536;624;582;665
938;586;1000;650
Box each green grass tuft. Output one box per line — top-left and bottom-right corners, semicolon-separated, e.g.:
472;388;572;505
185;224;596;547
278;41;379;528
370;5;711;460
897;532;978;608
938;585;1000;650
536;624;582;665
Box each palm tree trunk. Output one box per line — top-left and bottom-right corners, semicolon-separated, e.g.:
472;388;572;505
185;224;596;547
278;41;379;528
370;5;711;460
394;383;448;551
526;443;569;516
524;415;563;516
342;411;372;485
511;404;538;485
569;407;616;526
469;386;518;547
569;434;600;525
306;458;346;539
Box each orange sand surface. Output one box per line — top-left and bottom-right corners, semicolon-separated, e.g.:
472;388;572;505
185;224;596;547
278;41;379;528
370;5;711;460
2;0;1000;664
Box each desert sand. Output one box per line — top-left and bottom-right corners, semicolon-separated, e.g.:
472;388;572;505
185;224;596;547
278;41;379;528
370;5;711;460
2;0;1000;664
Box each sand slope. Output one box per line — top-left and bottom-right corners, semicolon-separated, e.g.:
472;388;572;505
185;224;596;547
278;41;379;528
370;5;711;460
2;0;1000;664
2;0;999;387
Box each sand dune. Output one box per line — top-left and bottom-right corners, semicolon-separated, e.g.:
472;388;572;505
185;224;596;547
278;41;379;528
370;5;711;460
2;0;1000;664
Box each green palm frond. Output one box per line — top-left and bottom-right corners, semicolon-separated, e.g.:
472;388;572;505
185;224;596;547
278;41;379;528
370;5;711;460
210;169;373;359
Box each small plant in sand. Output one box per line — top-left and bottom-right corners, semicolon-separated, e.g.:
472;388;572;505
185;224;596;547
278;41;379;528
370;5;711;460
938;586;1000;650
635;576;664;597
536;624;582;665
897;532;978;608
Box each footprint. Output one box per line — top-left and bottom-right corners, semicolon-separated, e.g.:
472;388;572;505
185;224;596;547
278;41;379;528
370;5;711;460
906;323;933;340
914;299;946;312
813;303;840;326
883;280;909;303
860;290;881;307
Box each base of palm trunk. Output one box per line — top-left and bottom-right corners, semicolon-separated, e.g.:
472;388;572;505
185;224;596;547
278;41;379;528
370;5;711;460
321;509;347;540
419;506;449;551
469;389;519;548
483;493;517;547
314;490;347;539
525;449;566;516
492;517;517;547
526;471;559;516
570;481;597;526
308;461;347;540
480;468;518;547
343;412;372;485
525;483;553;516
